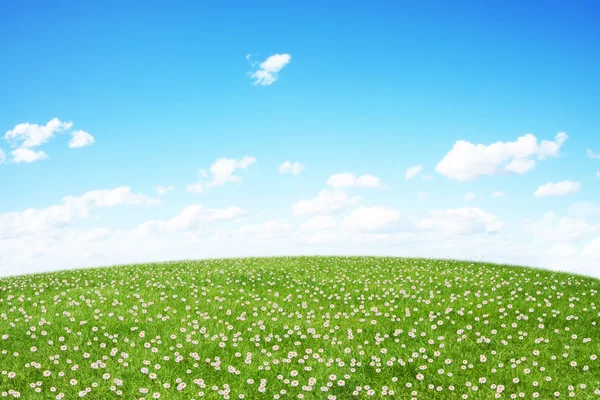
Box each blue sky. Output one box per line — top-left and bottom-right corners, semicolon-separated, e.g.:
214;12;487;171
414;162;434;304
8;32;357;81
1;0;600;277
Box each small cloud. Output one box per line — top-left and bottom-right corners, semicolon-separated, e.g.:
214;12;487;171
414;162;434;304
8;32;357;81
587;149;600;160
135;205;246;235
534;181;581;197
326;173;383;189
68;130;95;148
11;147;48;163
464;192;476;201
249;53;291;85
417;207;503;235
156;185;175;195
405;165;423;179
421;174;433;180
187;156;256;193
4;117;73;148
279;161;304;175
492;191;505;198
245;54;252;60
0;148;6;164
3;118;93;162
418;191;428;200
436;132;568;181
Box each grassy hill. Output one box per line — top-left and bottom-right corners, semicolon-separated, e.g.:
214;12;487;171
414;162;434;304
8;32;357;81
1;256;599;399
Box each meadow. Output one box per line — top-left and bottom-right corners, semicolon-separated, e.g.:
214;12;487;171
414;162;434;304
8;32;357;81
0;256;599;399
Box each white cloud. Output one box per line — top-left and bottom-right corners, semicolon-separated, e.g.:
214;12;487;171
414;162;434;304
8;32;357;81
3;118;95;163
587;149;600;160
292;190;360;216
238;220;295;239
597;171;600;178
187;156;256;193
341;206;401;233
464;192;476;201
416;208;503;235
249;54;291;85
533;181;580;197
68;130;95;148
156;185;175;195
4;118;73;148
421;174;433;180
136;205;246;235
0;187;158;240
405;165;423;179
0;148;5;164
326;173;383;189
279;161;304;175
10;147;48;163
435;132;568;181
300;216;337;231
492;191;505;198
418;191;428;200
68;187;160;208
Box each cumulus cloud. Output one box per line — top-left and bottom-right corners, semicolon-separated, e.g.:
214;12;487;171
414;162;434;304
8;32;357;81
299;216;337;231
156;185;175;195
11;147;48;163
0;187;158;240
405;165;423;179
68;130;95;148
238;219;295;239
416;208;503;235
292;190;360;216
533;181;580;197
3;118;94;163
4;118;73;148
341;206;401;233
435;132;568;181
136;205;246;235
249;53;291;85
186;156;256;193
587;149;600;160
279;161;304;175
66;187;159;208
326;173;383;189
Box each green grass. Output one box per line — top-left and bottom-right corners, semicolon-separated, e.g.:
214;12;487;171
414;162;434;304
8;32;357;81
1;256;599;399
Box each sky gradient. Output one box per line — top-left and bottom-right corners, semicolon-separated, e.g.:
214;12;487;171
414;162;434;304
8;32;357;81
1;0;600;277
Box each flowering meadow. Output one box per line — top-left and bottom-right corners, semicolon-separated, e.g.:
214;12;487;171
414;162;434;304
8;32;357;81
1;256;599;399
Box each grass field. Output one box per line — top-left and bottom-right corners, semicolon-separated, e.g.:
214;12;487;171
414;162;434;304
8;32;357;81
1;256;599;399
